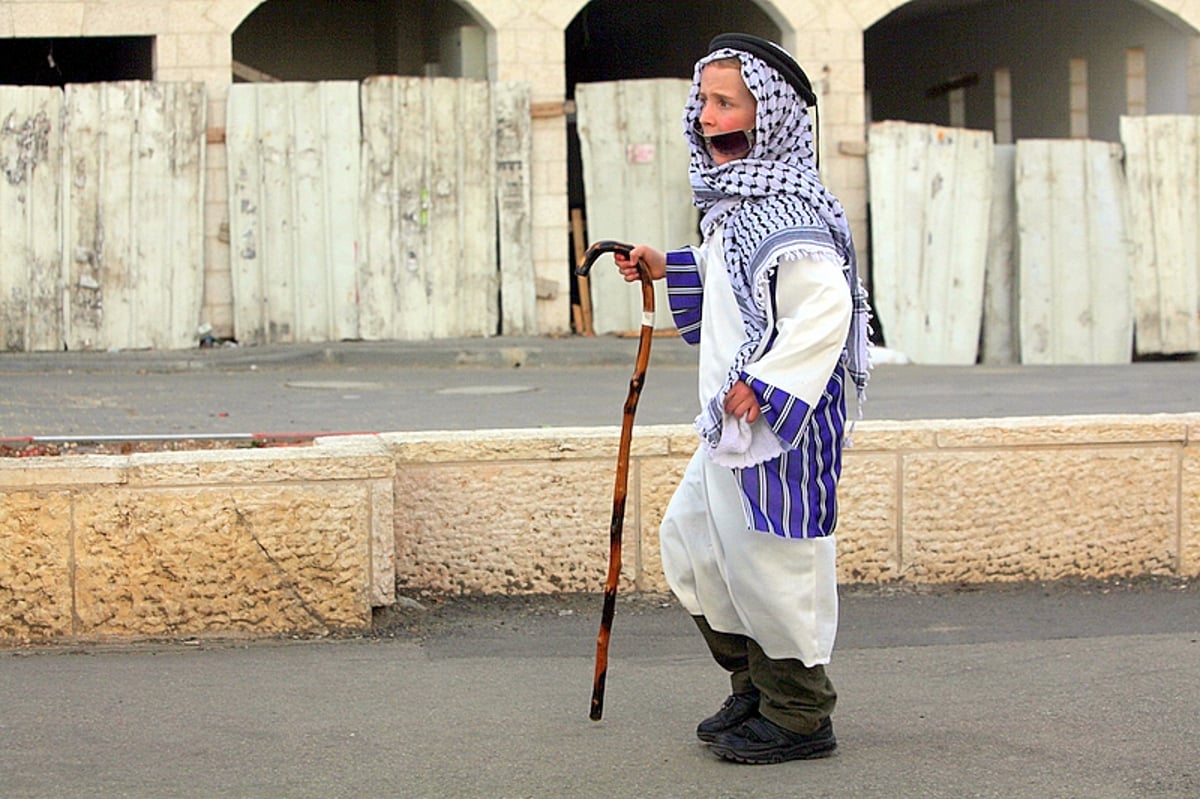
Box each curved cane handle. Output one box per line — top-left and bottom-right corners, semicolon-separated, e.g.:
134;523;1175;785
576;240;634;277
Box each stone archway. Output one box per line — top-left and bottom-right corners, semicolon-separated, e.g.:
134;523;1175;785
864;0;1198;140
231;0;491;82
857;0;1200;32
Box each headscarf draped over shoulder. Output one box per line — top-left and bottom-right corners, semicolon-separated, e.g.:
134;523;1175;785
684;35;871;451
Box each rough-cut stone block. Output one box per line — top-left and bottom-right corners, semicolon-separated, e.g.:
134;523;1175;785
659;425;700;456
4;458;123;488
3;414;1196;648
0;491;73;640
902;447;1177;582
384;427;669;464
173;32;224;67
126;439;392;486
1183;442;1200;577
369;477;396;606
166;0;223;32
199;0;253;31
13;2;85;36
852;421;939;451
394;459;624;594
73;484;372;637
838;452;901;583
932;415;1192;449
83;1;168;33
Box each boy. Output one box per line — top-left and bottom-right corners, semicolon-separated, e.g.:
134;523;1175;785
613;33;870;765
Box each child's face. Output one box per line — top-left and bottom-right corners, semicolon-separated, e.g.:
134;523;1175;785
696;60;757;164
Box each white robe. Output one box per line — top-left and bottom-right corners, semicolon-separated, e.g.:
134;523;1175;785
659;230;850;665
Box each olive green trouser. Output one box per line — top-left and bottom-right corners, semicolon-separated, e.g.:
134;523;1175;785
694;615;836;735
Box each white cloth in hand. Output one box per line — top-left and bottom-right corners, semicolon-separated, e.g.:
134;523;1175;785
708;412;784;469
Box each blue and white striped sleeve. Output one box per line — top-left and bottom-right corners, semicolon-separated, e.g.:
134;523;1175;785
741;253;853;449
665;247;703;345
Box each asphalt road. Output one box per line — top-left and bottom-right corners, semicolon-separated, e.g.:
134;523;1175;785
1;337;1198;438
1;581;1198;798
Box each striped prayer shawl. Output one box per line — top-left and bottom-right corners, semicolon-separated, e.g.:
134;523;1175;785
738;367;846;538
665;246;847;539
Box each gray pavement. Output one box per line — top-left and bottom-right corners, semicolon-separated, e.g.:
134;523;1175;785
1;336;1199;438
3;337;1200;798
1;582;1198;798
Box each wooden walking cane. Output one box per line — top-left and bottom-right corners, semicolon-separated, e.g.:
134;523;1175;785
575;239;655;722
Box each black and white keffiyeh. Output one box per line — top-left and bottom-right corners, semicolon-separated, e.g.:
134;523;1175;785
685;46;871;450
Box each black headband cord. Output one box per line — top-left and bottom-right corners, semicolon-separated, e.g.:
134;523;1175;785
707;33;817;108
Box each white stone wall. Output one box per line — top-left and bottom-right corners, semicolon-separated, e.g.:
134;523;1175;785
0;435;396;643
386;416;1200;593
4;416;1198;644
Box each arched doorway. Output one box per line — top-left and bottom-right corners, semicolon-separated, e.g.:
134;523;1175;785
565;0;781;207
232;0;488;83
865;0;1196;142
224;0;534;344
563;0;782;333
862;0;1200;364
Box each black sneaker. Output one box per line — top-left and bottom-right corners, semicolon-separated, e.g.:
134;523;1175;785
709;716;837;764
696;691;760;743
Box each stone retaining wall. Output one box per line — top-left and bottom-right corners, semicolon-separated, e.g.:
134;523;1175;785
0;436;395;644
3;414;1197;644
